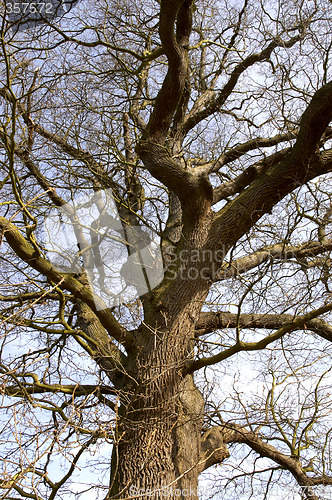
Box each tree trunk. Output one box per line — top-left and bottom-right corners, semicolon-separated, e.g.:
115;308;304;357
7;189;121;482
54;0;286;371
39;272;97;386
107;190;223;498
110;379;204;499
109;277;211;499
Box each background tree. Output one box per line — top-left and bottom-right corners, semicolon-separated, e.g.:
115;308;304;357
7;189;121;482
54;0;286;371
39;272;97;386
0;0;332;499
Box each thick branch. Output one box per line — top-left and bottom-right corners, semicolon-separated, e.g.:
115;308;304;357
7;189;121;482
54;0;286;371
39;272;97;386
144;0;193;143
3;382;115;398
136;140;213;221
215;239;332;280
210;82;332;248
210;131;296;174
25;122;117;191
182;32;307;135
15;147;67;207
0;91;119;193
0;217;129;346
213;423;323;500
196;311;332;342
136;1;213;221
0;291;62;302
211;127;332;204
199;427;230;473
212;148;291;204
76;298;128;388
187;301;332;372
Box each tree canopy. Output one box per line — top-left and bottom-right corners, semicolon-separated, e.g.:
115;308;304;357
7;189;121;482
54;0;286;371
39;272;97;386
0;0;332;499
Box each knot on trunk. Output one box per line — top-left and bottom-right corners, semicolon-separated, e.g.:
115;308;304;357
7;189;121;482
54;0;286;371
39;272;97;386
199;427;230;472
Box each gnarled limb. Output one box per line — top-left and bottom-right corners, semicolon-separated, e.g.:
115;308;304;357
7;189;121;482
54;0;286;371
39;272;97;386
210;128;332;204
199;427;230;473
209;130;296;175
144;0;193;144
136;141;213;223
182;30;309;136
203;423;328;500
210;83;332;248
196;311;332;343
187;301;332;372
212;149;291;204
0;217;129;346
215;239;332;280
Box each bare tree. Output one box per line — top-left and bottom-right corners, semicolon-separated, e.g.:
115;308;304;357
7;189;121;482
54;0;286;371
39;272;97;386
0;0;332;499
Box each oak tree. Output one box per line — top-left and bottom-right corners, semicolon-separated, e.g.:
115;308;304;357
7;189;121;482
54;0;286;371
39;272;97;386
0;0;332;499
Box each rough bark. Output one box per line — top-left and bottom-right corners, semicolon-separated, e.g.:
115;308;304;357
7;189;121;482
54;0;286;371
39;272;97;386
107;187;218;498
109;254;214;498
2;3;332;499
